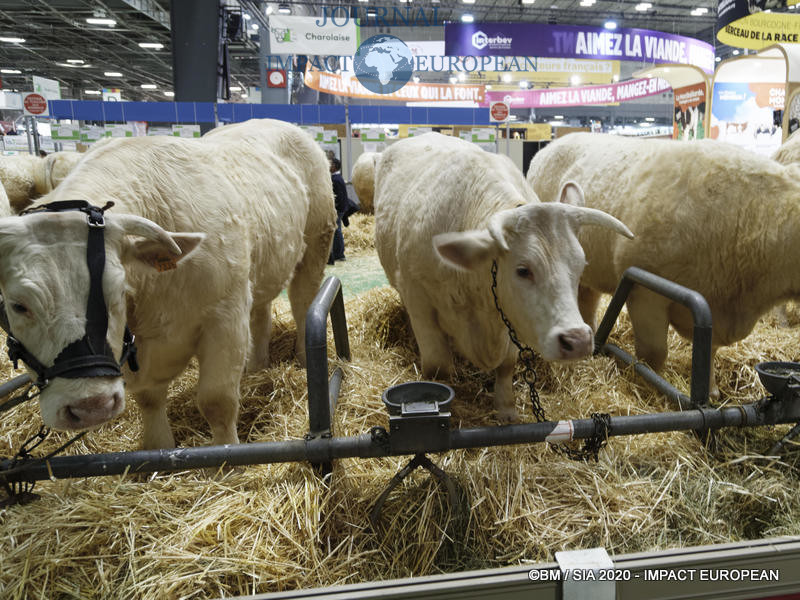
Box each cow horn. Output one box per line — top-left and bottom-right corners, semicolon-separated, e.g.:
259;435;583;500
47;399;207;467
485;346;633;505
114;214;183;255
487;209;517;252
560;204;634;239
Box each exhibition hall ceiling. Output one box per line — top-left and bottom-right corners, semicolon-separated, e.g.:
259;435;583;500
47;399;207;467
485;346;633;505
0;0;728;101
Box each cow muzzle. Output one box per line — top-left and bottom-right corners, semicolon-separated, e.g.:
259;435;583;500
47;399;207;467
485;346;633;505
58;390;125;430
555;326;594;359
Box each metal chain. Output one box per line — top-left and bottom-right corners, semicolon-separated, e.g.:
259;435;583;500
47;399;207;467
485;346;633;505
1;426;88;506
490;260;610;462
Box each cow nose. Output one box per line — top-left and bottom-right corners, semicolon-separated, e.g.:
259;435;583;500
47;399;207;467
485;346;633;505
63;393;122;429
558;328;593;359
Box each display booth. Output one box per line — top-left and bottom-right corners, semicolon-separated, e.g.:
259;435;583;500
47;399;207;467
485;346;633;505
634;64;710;141
708;43;800;156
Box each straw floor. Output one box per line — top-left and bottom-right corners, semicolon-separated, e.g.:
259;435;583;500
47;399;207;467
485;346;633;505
2;214;800;599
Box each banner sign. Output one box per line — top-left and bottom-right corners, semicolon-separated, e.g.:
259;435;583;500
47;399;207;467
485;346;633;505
32;75;61;100
304;67;485;102
481;76;670;109
717;0;800;49
710;81;785;155
268;15;357;56
445;23;715;73
673;82;707;140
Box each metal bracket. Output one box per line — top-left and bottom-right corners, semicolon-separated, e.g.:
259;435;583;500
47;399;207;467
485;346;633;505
369;453;462;530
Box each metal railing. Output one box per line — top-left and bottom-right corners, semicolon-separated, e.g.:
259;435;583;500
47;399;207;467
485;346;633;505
594;266;713;409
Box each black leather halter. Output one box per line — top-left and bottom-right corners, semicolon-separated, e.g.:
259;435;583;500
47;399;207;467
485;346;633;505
1;200;139;389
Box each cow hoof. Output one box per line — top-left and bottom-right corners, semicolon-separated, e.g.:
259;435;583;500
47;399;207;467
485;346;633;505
496;407;518;423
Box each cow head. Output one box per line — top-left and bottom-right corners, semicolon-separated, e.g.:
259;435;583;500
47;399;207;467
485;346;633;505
434;181;633;361
0;208;203;431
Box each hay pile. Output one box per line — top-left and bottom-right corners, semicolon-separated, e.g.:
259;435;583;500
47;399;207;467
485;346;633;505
342;213;375;255
2;285;800;599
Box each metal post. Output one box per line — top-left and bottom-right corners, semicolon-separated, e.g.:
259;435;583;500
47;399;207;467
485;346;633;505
505;120;510;156
25;116;33;155
345;100;352;177
30;118;41;155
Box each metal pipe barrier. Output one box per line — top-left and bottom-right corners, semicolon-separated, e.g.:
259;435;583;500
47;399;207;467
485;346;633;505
304;276;351;474
2;395;798;484
594;266;713;409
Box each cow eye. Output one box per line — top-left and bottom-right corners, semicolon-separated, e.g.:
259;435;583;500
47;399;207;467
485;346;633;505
11;303;28;315
515;266;533;281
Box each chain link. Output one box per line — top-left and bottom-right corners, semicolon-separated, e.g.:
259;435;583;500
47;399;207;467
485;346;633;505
491;260;610;462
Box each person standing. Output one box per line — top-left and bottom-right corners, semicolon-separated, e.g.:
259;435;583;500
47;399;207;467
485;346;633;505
328;157;348;264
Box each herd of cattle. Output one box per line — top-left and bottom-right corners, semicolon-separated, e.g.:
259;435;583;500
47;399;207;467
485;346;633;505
0;120;799;448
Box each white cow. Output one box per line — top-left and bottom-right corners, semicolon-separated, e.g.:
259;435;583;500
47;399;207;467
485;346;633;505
374;133;633;421
527;132;800;398
0;129;335;449
351;151;379;213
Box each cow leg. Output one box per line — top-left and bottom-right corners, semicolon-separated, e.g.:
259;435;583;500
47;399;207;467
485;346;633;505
195;303;249;446
247;295;272;372
578;284;602;331
136;384;174;450
403;291;453;378
288;231;333;368
626;289;670;372
494;351;518;423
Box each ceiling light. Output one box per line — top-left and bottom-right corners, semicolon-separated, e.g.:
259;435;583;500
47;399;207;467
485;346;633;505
521;0;535;4
367;8;377;15
84;90;101;95
141;83;157;89
715;56;722;62
461;13;474;22
690;7;708;15
86;18;117;26
164;91;175;97
519;80;528;88
639;121;650;126
645;117;655;121
266;5;274;14
250;23;259;29
105;71;123;77
413;76;420;83
458;72;466;81
462;0;476;3
66;59;84;64
502;73;512;82
570;74;580;85
139;42;164;49
635;2;652;10
579;0;594;5
243;13;252;19
0;68;21;74
554;115;564;119
732;49;740;55
358;0;369;2
0;37;25;43
449;76;457;84
278;4;291;13
604;20;617;29
230;86;242;91
56;62;92;68
241;93;248;98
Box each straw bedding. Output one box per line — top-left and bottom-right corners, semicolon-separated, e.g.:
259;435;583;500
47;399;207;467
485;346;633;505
2;217;800;598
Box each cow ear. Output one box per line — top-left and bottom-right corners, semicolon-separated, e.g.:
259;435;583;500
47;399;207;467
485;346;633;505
557;181;585;207
125;232;205;273
434;230;497;271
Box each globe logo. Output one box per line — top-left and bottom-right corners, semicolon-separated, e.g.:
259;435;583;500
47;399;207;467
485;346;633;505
354;34;414;94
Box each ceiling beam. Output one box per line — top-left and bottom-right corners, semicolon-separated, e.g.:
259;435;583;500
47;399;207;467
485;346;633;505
119;0;170;29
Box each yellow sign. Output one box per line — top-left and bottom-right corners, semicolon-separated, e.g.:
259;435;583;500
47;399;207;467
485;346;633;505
463;58;620;87
718;13;800;49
